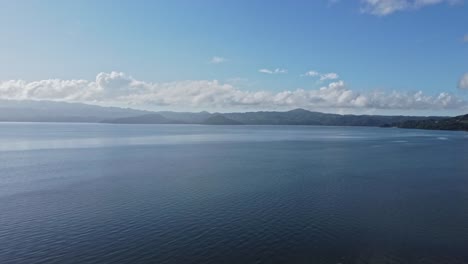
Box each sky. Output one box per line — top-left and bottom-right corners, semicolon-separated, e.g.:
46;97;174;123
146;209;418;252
0;0;467;115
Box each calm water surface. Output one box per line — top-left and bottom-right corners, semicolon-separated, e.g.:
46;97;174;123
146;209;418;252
1;123;468;264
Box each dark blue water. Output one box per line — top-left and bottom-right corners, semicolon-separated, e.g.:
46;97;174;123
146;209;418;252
1;123;468;264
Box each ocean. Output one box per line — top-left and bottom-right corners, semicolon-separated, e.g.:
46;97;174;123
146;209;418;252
1;123;467;264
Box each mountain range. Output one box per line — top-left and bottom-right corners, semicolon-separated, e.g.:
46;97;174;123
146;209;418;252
0;100;457;130
0;100;149;122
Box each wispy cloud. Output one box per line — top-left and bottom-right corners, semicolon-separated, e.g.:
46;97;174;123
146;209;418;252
0;72;465;112
259;68;288;74
302;70;340;81
258;68;288;74
361;0;462;16
459;73;468;89
320;72;340;81
210;56;227;64
302;71;320;77
463;34;468;43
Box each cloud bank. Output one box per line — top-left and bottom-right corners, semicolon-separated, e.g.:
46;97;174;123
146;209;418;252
361;0;462;16
0;72;466;112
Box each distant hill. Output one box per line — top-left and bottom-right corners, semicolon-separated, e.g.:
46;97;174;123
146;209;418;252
386;114;468;131
221;109;443;127
0;100;453;129
157;111;212;124
0;100;149;123
103;108;445;127
102;113;183;124
203;115;242;125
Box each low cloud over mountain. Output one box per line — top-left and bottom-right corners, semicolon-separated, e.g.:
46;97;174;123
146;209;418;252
0;72;466;113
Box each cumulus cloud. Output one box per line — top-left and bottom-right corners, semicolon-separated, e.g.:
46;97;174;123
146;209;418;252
210;56;226;64
259;68;288;74
0;71;466;112
361;0;462;16
302;70;340;81
459;73;468;89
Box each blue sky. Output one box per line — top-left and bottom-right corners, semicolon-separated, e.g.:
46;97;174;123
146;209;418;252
0;0;467;115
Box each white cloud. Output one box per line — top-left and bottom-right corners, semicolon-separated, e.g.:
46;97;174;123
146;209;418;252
320;72;340;81
210;56;226;64
459;73;468;89
259;69;272;74
302;71;320;77
302;70;340;81
0;71;466;112
361;0;462;16
259;68;288;74
464;34;468;42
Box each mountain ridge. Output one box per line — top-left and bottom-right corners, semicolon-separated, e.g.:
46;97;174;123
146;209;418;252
0;100;458;130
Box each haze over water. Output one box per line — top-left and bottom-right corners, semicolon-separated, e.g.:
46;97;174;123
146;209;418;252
1;123;468;264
